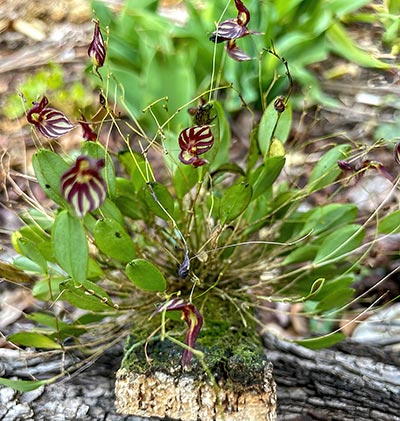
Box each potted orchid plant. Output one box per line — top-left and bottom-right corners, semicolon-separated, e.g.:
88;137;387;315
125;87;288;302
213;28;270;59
2;1;399;420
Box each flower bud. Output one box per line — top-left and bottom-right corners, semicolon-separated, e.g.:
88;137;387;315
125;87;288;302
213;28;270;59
88;19;106;69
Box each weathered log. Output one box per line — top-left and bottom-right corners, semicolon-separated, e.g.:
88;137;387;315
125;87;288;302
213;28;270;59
262;333;400;421
2;330;400;420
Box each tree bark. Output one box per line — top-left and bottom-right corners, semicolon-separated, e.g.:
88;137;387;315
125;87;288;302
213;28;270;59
262;333;400;421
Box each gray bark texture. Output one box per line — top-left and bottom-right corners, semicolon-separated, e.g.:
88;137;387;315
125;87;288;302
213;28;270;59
262;333;400;421
1;334;400;420
0;345;157;421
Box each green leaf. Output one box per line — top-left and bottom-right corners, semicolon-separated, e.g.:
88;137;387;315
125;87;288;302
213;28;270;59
97;198;125;227
174;164;198;199
0;378;49;393
258;100;292;158
299;203;358;237
328;0;370;16
294;332;345;349
94;218;136;263
307;144;351;192
249;156;285;200
26;313;69;331
283;245;319;265
12;256;43;273
8;332;61;349
32;277;64;301
114;178;146;219
219;181;253;224
32;150;69;205
327;22;391;69
246;127;260;173
313;224;365;264
209;100;230;171
61;279;113;311
52;211;88;283
315;287;355;312
16;238;48;274
143;182;175;220
118;150;148;192
125;259;167;292
378;210;400;234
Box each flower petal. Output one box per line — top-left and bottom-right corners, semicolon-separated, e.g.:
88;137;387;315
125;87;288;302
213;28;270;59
234;0;251;26
36;108;75;138
226;40;252;61
210;19;248;43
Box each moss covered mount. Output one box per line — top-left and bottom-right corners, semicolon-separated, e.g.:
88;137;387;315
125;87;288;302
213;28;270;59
115;299;276;420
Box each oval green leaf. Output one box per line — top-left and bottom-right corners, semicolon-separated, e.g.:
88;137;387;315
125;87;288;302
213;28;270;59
52;211;88;283
313;224;365;264
143;182;175;220
8;332;61;349
378;210;400;234
61;279;113;312
219;181;253;224
307;144;351;192
94;218;136;263
125;259;167;292
249;156;285;200
32;150;69;205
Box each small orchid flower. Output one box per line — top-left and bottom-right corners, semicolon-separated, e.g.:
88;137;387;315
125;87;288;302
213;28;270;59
26;96;74;139
178;125;214;168
209;0;258;61
152;298;203;367
79;115;97;141
88;19;106;69
61;156;107;218
337;159;394;183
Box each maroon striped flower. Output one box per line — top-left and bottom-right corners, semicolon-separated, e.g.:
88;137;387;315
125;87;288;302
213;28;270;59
88;19;106;69
337;159;394;183
26;96;74;139
61;156;107;218
151;298;203;367
178;125;214;168
209;0;258;61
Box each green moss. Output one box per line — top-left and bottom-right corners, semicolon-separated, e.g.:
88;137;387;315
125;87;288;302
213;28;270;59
121;295;267;389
